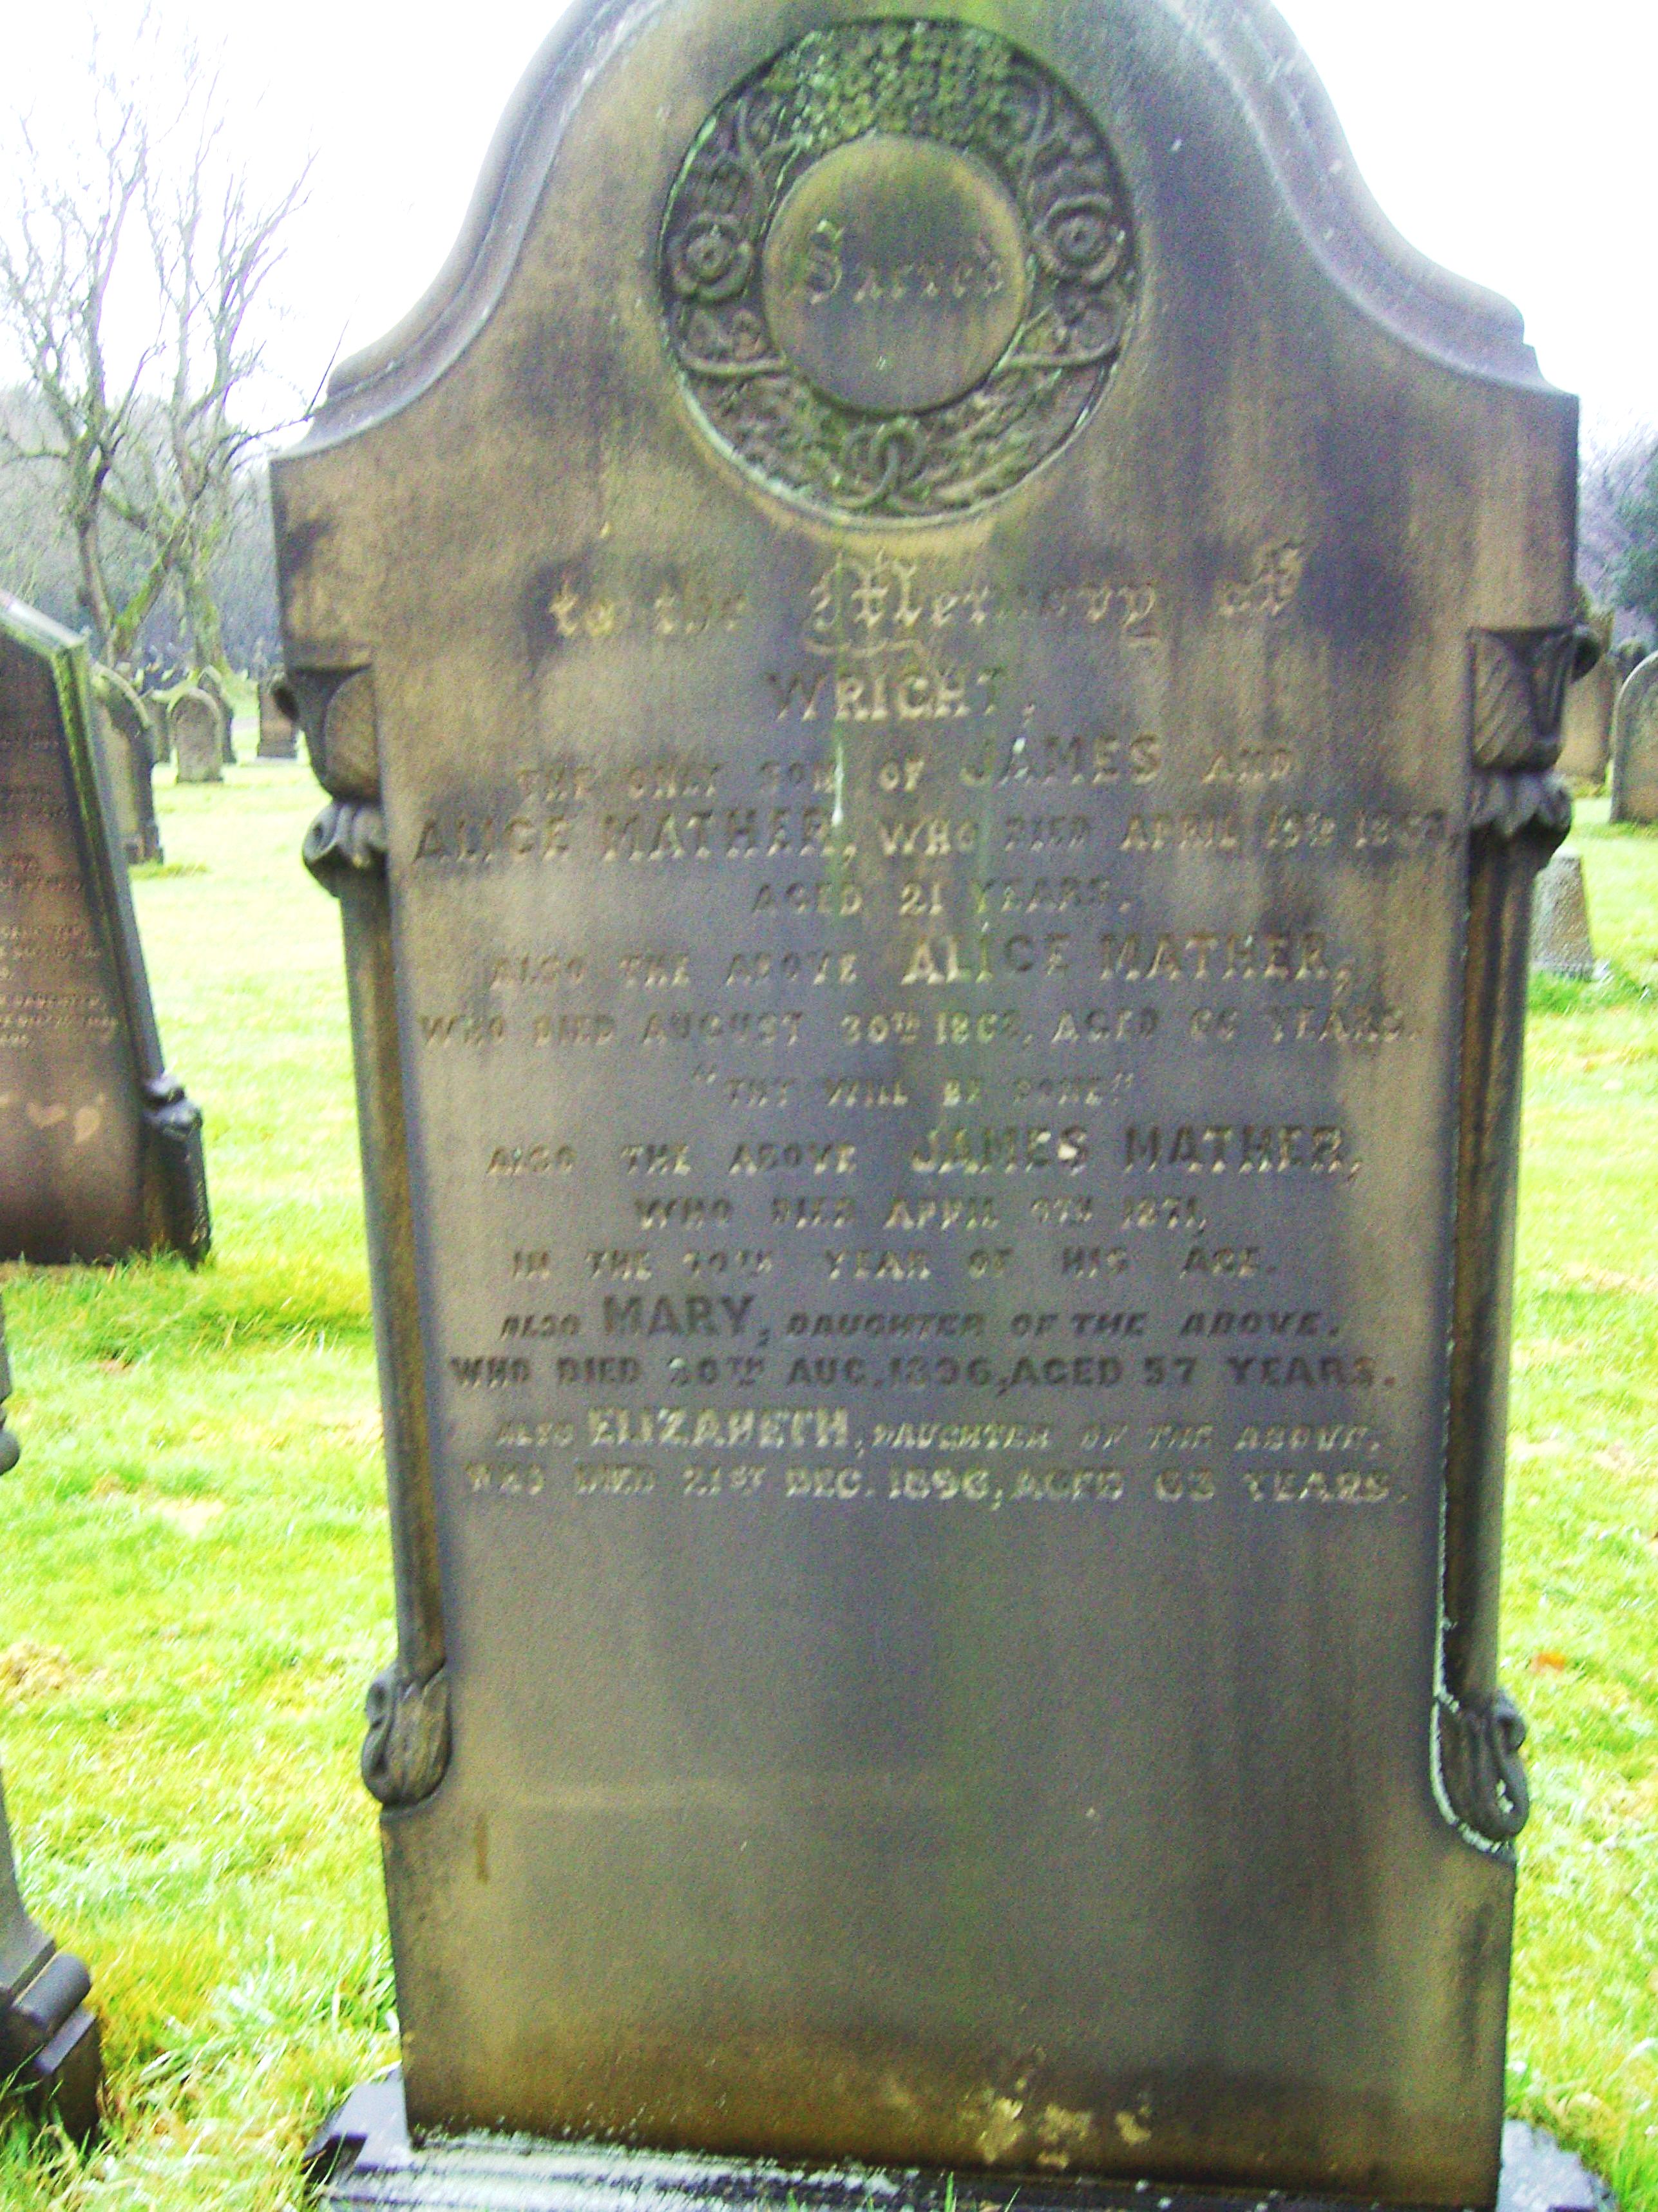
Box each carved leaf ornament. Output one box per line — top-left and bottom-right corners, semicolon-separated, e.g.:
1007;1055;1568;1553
660;21;1139;522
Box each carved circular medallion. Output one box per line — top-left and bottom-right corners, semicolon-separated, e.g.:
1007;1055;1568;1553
762;137;1030;415
660;20;1138;523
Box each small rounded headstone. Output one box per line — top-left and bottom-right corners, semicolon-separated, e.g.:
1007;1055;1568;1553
194;667;236;764
1531;852;1597;979
1610;652;1658;824
169;688;224;784
1557;656;1614;785
90;665;164;864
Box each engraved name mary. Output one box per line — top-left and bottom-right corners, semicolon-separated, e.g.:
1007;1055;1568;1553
660;21;1139;521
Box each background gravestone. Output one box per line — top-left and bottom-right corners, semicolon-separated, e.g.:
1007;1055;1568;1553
1530;853;1597;978
0;1298;103;2143
257;676;298;760
195;666;236;764
169;688;223;785
1557;654;1614;785
90;666;164;866
281;5;1579;2206
1610;652;1658;823
131;674;171;767
0;594;210;1263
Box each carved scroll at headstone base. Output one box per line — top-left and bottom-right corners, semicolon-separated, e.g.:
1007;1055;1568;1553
0;1302;102;2143
281;1;1585;2205
0;596;211;1264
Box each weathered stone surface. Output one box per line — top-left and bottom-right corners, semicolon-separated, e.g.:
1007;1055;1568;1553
257;676;299;759
1558;654;1614;784
307;2077;1612;2212
90;666;164;866
0;595;210;1263
1611;652;1658;823
195;666;236;763
0;1766;102;2146
169;688;223;784
1530;852;1597;977
278;5;1576;2204
131;675;170;766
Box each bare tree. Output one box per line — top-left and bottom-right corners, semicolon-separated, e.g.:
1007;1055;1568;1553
0;22;308;668
0;42;157;653
120;75;309;669
1578;423;1658;622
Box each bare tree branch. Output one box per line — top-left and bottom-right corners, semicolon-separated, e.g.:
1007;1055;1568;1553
0;15;309;665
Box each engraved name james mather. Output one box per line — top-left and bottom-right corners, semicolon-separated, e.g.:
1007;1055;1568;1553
281;1;1577;2204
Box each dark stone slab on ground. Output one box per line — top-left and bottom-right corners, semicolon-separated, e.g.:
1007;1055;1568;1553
307;2077;1614;2212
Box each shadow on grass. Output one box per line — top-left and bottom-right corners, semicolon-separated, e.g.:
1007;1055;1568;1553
5;1252;372;1365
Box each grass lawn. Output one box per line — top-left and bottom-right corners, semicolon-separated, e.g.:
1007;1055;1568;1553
0;743;1653;2211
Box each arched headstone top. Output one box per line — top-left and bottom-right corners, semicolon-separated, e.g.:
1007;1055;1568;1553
1615;648;1658;719
1612;648;1658;823
307;0;1550;457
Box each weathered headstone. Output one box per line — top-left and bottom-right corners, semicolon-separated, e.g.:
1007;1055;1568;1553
0;595;210;1263
1530;852;1597;978
1610;651;1658;823
257;675;299;760
281;7;1581;2207
196;666;236;763
131;674;171;766
0;1299;102;2142
90;666;164;866
169;687;223;785
1557;653;1614;784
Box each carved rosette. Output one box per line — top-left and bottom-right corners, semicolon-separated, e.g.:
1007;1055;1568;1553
660;21;1138;521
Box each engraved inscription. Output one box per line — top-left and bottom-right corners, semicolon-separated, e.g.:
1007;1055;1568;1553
762;137;1029;415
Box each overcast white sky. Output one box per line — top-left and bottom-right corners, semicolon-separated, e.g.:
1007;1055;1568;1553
8;0;1656;444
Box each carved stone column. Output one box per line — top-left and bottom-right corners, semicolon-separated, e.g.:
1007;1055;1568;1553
1436;625;1597;1844
296;675;449;1811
